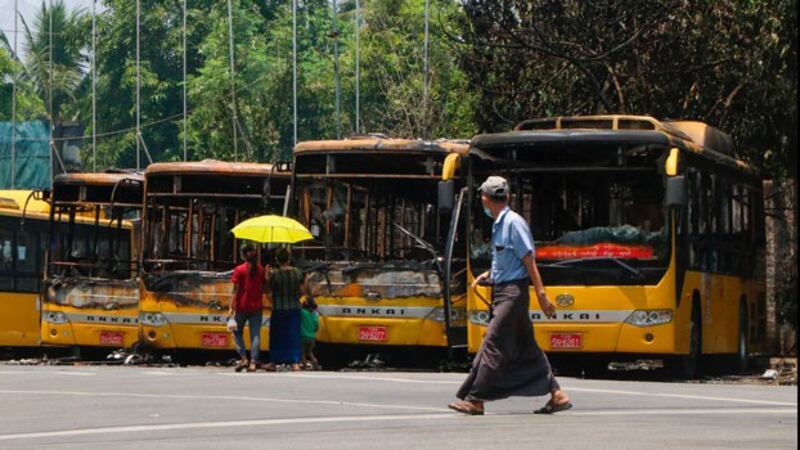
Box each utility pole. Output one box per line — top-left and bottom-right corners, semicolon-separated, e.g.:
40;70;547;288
227;0;238;161
92;0;97;171
354;0;360;135
11;0;17;187
136;0;141;169
183;0;188;161
332;0;340;139
292;0;297;147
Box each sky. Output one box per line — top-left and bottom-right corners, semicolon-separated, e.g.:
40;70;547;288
1;0;105;58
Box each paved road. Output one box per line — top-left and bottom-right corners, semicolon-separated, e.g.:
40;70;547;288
0;365;795;449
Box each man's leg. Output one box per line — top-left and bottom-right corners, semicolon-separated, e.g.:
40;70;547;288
232;313;249;371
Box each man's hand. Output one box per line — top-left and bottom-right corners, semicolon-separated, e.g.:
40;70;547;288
471;271;489;290
538;292;556;319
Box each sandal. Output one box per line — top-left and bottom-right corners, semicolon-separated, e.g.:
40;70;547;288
534;401;573;414
247;362;258;372
447;400;484;416
234;360;249;372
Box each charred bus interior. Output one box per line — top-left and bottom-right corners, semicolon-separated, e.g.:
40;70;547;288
48;172;143;283
469;135;672;285
142;163;290;290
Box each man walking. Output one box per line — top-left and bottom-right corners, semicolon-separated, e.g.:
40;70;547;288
448;176;572;415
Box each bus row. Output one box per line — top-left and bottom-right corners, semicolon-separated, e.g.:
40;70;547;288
0;115;770;377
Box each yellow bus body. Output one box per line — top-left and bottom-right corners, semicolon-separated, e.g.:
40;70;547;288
0;190;49;347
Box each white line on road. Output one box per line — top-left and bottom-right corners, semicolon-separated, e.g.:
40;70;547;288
0;408;795;442
0;389;445;413
0;370;95;377
222;372;798;408
565;387;798;407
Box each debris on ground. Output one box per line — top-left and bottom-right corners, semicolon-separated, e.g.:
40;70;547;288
346;353;386;370
768;357;797;385
609;360;664;371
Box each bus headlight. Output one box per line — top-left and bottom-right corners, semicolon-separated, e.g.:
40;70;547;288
140;312;167;327
426;308;466;323
468;310;490;326
43;311;69;324
624;309;673;327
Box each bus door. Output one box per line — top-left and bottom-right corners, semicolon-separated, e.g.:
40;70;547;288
441;185;468;355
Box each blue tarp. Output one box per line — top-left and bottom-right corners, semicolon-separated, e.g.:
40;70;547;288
0;120;51;189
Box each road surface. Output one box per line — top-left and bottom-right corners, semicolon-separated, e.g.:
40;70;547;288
0;365;795;449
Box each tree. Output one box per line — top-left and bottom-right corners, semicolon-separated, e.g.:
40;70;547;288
456;0;796;177
18;0;88;126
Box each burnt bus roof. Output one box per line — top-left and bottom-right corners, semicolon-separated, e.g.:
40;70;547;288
53;171;144;187
472;116;760;179
294;137;470;155
145;159;290;178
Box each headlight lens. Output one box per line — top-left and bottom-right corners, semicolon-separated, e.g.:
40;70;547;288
140;312;167;326
426;307;466;323
624;309;673;327
468;310;490;326
43;311;69;324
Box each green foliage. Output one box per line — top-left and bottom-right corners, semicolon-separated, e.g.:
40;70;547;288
457;0;797;179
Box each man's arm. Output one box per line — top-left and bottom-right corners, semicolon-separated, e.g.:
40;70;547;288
522;253;556;318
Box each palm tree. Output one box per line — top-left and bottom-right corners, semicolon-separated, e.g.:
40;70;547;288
19;0;87;127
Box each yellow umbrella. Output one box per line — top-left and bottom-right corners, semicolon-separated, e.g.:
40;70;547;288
230;215;313;244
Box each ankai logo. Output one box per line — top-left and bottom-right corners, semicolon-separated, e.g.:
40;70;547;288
555;294;575;307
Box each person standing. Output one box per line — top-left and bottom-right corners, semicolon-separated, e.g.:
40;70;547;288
229;243;266;373
300;296;321;370
264;247;306;371
448;176;572;415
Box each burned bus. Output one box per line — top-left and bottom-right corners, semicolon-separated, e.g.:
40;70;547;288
42;171;144;349
459;115;767;376
139;160;290;353
290;137;469;356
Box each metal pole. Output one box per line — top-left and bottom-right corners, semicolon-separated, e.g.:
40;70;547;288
183;0;188;161
292;0;297;147
226;0;238;161
354;0;360;135
136;0;141;169
92;0;97;172
11;0;17;187
332;0;340;139
49;0;54;186
423;0;429;139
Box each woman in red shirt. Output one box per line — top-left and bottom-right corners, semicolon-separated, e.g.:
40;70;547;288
229;243;266;372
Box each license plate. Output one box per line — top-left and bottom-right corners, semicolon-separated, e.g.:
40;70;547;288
201;332;228;348
99;331;124;345
358;326;388;342
550;333;582;349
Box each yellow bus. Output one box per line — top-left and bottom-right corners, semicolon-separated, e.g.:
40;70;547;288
454;115;767;377
290;137;470;355
139;160;290;353
0;190;50;347
41;171;144;350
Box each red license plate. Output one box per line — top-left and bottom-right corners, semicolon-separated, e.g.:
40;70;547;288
201;333;228;348
99;331;124;345
358;326;388;342
550;333;582;349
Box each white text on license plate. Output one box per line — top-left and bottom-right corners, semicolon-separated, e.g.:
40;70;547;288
358;326;388;342
550;333;582;349
99;331;124;345
201;333;228;347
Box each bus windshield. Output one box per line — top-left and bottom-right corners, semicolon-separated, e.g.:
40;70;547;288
470;142;670;285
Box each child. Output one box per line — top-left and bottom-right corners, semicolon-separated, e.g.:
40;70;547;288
300;296;321;370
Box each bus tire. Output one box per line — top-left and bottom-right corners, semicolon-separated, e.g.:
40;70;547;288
675;297;702;379
734;298;749;373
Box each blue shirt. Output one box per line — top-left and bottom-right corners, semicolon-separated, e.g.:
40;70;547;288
491;206;536;284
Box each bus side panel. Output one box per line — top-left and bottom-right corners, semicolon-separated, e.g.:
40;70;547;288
0;292;41;347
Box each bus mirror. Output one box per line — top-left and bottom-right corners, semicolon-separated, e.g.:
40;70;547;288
665;175;687;208
438;180;455;211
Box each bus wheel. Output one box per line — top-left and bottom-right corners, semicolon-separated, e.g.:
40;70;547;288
676;300;702;379
734;298;749;374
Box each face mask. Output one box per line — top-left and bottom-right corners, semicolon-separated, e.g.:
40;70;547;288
484;206;493;219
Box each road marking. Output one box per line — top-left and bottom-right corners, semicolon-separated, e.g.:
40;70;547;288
564;387;798;407
0;389;445;413
0;370;95;377
221;372;798;407
0;413;457;442
0;407;796;442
